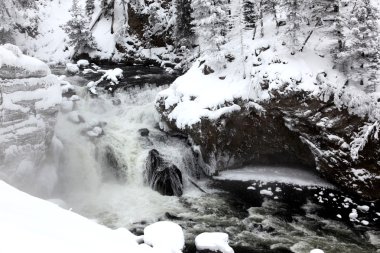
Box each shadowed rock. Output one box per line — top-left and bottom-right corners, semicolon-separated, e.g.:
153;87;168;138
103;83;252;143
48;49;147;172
145;149;183;196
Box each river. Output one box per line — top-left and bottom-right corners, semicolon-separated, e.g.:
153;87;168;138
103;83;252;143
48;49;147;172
45;65;379;253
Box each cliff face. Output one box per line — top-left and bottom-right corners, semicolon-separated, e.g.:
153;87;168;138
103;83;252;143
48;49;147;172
0;44;62;189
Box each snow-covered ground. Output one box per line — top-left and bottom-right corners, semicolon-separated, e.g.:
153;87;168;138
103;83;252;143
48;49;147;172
0;180;193;253
214;166;333;188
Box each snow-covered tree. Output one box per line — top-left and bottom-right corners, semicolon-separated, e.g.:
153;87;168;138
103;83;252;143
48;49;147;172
85;0;95;16
284;0;303;54
243;0;260;39
174;0;194;48
62;0;97;56
191;0;229;53
336;0;380;92
0;0;39;43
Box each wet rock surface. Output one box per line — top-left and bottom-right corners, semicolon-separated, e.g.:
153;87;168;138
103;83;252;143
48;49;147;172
157;88;380;200
145;149;183;197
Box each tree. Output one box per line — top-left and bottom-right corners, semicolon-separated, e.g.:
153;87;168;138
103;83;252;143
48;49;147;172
191;0;229;53
62;0;97;56
85;0;95;16
174;0;194;48
342;0;379;92
284;0;303;55
243;0;260;39
0;0;39;43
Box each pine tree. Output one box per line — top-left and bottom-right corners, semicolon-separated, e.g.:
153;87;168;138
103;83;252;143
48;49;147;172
191;0;229;53
62;0;97;56
243;0;260;39
345;0;379;92
174;0;194;48
283;0;304;55
85;0;95;16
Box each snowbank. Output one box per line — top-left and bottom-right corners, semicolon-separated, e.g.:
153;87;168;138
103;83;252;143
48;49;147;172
0;180;187;253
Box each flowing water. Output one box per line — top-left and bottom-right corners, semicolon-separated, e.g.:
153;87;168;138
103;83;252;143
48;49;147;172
30;66;380;252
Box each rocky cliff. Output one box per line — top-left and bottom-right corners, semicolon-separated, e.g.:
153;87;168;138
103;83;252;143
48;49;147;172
0;44;62;191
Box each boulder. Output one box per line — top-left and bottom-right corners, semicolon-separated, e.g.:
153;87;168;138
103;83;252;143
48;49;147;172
145;149;183;196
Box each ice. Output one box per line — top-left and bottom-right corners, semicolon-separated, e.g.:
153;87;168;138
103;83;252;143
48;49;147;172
195;232;234;253
361;220;369;226
144;221;185;253
214;166;333;187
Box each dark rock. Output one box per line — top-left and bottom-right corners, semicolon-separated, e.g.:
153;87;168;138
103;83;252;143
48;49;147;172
202;65;215;75
156;88;380;200
138;128;150;137
104;146;127;181
145;149;183;196
225;54;235;62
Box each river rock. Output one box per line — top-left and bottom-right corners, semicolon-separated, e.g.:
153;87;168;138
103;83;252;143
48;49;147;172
0;44;61;190
144;149;183;196
157;88;380;201
138;128;150;137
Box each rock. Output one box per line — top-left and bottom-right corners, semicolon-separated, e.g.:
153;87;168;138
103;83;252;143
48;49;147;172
65;63;79;75
156;89;380;200
0;44;51;79
144;149;183;196
138;128;150;137
103;146;127;181
202;65;215;75
195;232;234;253
76;59;90;68
0;47;61;193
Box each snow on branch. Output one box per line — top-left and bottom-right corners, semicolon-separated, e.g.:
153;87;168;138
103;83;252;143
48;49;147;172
350;121;379;160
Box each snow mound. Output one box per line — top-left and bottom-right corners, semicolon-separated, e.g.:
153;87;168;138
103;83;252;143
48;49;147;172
144;221;185;253
0;44;51;78
195;232;234;253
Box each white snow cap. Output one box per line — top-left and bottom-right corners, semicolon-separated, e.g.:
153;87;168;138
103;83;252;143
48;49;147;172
195;232;234;253
77;59;90;68
144;221;185;253
0;44;50;76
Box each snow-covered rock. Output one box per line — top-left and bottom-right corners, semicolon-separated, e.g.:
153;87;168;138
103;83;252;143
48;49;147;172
0;44;51;79
144;221;185;253
65;63;80;75
0;47;61;194
195;232;234;253
77;59;90;68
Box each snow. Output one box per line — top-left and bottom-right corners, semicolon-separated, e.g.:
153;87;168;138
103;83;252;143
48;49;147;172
310;250;324;253
357;205;370;212
195;232;234;253
260;189;274;196
144;221;185;253
0;180;190;253
66;63;80;74
0;44;50;76
0;180;140;253
349;209;358;220
77;59;90;68
214;166;333;187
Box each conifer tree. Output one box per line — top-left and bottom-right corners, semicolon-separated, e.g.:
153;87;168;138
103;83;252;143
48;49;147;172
63;0;97;56
191;0;229;53
174;0;194;48
85;0;95;16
